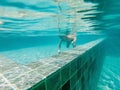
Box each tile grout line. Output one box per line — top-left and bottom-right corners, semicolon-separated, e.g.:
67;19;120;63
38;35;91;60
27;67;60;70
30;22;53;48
0;73;18;89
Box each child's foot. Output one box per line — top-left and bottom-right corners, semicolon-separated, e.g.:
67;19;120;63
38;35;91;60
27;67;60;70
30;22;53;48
72;41;76;48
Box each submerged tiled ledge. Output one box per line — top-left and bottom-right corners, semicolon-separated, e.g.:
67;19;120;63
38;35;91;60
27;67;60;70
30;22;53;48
0;38;105;90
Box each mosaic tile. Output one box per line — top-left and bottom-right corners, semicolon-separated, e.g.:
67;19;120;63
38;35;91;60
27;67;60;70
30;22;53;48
0;75;7;85
0;56;18;73
48;59;68;67
11;70;44;90
70;59;77;77
0;85;14;90
28;80;46;90
61;63;70;85
3;65;31;81
0;82;17;90
46;70;61;90
26;61;47;69
35;63;60;77
70;74;77;90
52;52;75;61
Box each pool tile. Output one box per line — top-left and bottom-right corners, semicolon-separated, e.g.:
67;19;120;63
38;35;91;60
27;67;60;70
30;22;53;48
35;63;60;77
70;74;77;90
0;55;18;73
48;58;69;68
27;61;47;69
28;80;46;90
10;70;45;90
52;52;76;62
70;59;77;77
3;65;31;81
61;63;70;85
0;85;14;90
0;75;7;85
46;70;61;90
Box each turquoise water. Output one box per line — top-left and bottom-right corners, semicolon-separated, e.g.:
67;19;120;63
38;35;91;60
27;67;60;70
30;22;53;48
0;35;101;64
98;56;120;90
0;0;120;90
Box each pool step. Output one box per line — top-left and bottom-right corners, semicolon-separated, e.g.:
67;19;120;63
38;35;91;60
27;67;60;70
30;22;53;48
0;54;48;90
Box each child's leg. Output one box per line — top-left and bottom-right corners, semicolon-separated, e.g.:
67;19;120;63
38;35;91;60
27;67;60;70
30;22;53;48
72;37;76;48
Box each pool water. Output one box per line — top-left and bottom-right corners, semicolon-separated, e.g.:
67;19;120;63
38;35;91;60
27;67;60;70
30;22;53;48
0;44;57;64
0;35;101;64
97;56;120;90
0;0;120;90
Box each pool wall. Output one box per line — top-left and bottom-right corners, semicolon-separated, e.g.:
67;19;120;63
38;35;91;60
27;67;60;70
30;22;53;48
28;39;105;90
0;39;105;90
